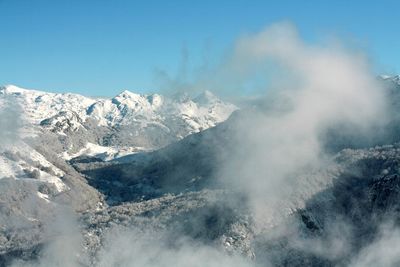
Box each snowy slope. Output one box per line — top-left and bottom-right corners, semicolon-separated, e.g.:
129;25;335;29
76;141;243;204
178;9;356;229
0;141;68;193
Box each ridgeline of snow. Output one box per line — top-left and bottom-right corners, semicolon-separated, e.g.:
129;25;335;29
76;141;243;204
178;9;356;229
0;85;237;151
0;85;237;161
0;85;96;124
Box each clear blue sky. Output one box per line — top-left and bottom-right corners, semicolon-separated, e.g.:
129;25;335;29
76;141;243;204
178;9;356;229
0;0;399;96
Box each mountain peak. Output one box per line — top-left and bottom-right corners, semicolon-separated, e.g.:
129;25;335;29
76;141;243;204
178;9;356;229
112;90;145;106
116;90;142;98
0;84;32;94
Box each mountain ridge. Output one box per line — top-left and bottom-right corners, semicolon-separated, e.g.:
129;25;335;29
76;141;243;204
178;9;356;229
0;84;237;159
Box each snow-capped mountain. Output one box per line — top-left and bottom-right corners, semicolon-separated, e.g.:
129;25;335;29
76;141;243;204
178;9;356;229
0;85;236;131
0;85;237;159
84;89;236;135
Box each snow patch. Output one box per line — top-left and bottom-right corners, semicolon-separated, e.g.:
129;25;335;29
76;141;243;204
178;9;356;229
64;142;148;161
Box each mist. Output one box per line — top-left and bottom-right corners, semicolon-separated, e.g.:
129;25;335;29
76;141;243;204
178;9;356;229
95;227;253;267
350;222;400;267
216;22;388;225
0;96;22;150
10;208;83;267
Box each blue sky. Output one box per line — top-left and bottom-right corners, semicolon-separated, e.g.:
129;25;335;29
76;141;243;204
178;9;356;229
0;0;399;96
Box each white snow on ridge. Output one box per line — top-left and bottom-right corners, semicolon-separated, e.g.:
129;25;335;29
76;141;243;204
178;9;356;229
63;142;148;161
0;84;97;124
86;89;237;131
0;84;237;142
